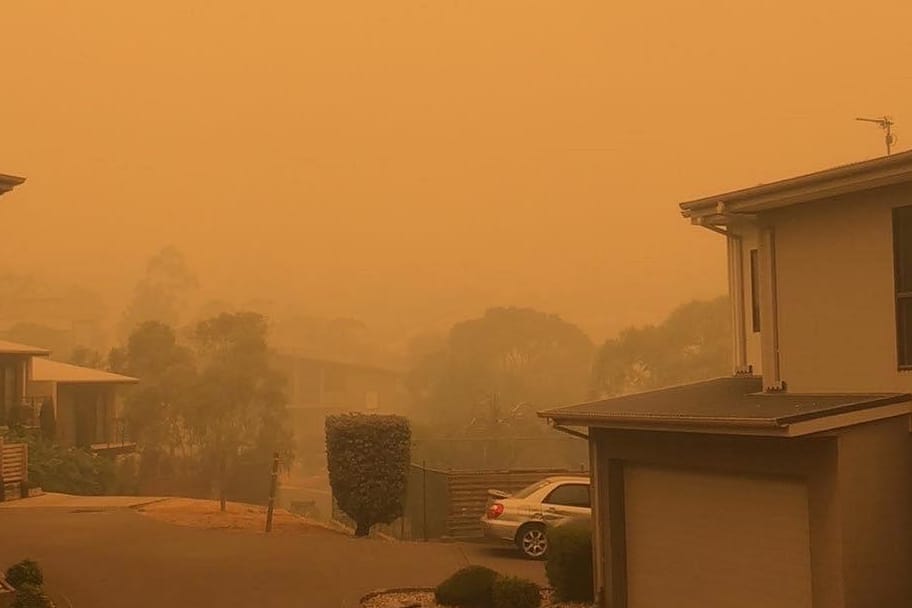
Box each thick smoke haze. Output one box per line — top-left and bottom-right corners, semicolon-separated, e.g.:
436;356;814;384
1;1;909;345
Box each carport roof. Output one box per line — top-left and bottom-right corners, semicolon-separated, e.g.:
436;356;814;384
539;375;912;437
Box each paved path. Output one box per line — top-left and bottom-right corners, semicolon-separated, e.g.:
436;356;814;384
0;497;545;608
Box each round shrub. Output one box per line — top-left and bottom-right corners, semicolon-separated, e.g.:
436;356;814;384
434;565;499;608
5;560;43;589
545;520;594;602
492;576;541;608
11;583;54;608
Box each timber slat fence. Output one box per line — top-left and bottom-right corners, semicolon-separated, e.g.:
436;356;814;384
0;437;28;499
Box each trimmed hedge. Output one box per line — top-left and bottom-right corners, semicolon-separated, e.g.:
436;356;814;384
11;583;54;608
325;414;411;536
5;560;43;589
434;565;499;608
545;520;594;602
492;576;541;608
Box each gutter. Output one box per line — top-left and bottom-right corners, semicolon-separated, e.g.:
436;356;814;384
680;151;912;219
549;423;589;440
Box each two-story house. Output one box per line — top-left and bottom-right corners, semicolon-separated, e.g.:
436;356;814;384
542;151;912;608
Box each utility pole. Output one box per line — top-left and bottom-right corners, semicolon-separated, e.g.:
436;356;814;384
856;116;896;155
265;452;280;533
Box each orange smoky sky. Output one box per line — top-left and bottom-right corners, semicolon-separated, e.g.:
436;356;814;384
1;0;910;343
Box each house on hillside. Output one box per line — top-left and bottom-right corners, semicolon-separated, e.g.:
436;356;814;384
28;357;138;450
542;151;912;608
0;340;138;452
273;353;404;470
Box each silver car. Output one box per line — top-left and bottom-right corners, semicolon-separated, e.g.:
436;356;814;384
480;475;591;559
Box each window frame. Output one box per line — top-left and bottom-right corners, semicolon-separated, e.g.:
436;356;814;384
894;206;912;370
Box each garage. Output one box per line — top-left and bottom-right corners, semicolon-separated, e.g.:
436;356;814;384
624;465;812;608
541;375;912;608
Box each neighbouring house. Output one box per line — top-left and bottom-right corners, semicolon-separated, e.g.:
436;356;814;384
274;353;404;472
541;150;912;608
28;357;138;451
0;340;50;428
0;340;138;452
275;353;403;413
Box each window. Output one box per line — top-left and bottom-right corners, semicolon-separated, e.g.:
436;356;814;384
543;483;590;508
750;249;761;333
514;479;551;499
894;206;912;367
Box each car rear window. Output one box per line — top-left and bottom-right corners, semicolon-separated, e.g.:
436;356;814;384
544;483;590;508
513;479;552;499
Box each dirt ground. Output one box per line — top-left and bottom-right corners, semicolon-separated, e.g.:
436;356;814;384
135;497;347;535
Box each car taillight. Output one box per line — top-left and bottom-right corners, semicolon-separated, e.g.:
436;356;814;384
487;503;504;519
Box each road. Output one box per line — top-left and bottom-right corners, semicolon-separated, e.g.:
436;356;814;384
0;500;545;608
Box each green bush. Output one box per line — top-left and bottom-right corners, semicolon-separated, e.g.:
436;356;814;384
434;566;499;608
5;560;43;589
492;576;540;608
11;583;53;608
325;414;410;536
25;440;114;496
545;520;594;602
39;399;56;442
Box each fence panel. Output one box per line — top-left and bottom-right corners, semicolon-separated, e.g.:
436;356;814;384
1;441;28;484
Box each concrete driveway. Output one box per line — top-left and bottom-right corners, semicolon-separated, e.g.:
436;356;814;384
0;496;545;608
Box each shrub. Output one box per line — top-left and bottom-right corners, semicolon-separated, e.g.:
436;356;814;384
11;583;53;608
325;414;410;536
39;399;56;442
545;520;594;602
434;566;499;608
5;560;43;589
492;576;540;608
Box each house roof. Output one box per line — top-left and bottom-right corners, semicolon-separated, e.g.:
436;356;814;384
31;358;139;385
274;352;404;376
679;149;912;225
0;340;51;356
0;173;25;197
539;375;912;437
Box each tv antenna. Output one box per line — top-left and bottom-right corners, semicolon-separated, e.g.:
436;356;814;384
856;115;896;155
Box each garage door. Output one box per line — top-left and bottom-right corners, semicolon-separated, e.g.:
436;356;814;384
624;465;812;608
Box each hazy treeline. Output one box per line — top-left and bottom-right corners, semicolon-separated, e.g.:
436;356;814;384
1;246;732;477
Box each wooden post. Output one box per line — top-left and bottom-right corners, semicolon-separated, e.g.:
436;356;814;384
265;452;280;533
422;459;428;542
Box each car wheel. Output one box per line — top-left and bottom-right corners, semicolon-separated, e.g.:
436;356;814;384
516;524;548;560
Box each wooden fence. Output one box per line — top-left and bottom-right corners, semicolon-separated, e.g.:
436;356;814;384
332;465;588;540
0;438;28;501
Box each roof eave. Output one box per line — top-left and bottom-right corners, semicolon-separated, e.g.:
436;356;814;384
680;152;912;221
541;410;786;436
50;377;139;385
0;174;26;196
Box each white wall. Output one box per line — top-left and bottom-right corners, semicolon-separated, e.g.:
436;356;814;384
768;184;912;393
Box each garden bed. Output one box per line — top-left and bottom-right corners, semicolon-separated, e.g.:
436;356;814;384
360;588;594;608
135;497;347;535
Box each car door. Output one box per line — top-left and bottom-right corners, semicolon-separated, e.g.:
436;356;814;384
541;483;591;526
